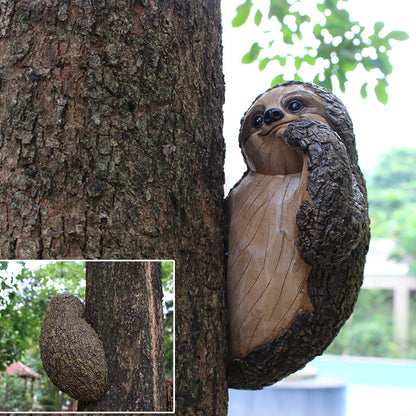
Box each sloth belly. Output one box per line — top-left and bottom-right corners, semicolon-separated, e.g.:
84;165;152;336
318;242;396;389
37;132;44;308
227;171;313;360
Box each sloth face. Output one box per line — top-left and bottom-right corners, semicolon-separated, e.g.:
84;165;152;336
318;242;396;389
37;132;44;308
240;84;330;175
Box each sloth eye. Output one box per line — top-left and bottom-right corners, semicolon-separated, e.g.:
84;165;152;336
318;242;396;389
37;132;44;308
252;115;264;129
288;100;303;112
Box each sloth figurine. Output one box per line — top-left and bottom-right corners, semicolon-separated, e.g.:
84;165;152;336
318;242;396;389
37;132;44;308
226;81;370;389
39;294;108;401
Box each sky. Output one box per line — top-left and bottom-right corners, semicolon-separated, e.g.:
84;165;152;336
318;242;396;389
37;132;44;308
221;0;416;192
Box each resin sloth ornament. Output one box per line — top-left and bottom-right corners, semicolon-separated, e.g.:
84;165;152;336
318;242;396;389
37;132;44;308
39;295;107;401
226;81;370;389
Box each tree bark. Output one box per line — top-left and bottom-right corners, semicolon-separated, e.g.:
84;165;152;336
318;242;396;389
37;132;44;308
78;261;166;412
0;1;227;415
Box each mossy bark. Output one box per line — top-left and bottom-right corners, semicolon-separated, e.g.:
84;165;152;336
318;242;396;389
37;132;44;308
0;1;227;414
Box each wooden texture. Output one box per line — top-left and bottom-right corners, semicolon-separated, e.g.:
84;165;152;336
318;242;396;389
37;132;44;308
227;169;313;360
227;81;370;389
0;1;227;414
39;294;107;402
78;261;166;412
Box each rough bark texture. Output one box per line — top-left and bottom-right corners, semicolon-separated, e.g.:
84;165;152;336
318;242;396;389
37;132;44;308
39;294;108;402
166;378;174;412
0;1;227;415
78;261;166;411
227;82;370;389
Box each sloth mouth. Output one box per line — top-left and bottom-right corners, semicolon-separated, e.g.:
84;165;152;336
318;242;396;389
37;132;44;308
259;122;291;137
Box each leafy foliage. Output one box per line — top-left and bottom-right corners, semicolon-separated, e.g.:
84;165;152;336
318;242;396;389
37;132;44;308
0;262;85;410
327;290;402;358
232;0;408;103
367;148;416;273
328;147;416;358
0;261;86;371
0;373;34;411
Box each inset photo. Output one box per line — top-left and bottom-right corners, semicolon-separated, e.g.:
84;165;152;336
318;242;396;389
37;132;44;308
0;260;174;413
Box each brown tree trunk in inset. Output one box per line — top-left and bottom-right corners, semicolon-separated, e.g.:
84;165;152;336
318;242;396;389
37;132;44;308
0;1;227;414
78;261;166;412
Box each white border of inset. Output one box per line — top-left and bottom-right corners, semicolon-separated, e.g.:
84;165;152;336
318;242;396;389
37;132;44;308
0;259;175;414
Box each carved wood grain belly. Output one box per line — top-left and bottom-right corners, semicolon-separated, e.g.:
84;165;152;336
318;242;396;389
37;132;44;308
227;171;313;359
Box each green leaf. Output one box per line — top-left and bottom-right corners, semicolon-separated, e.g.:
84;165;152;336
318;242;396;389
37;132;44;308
303;54;317;65
362;56;393;76
274;55;287;66
320;71;333;90
337;69;347;93
373;21;385;34
360;82;368;99
294;56;302;71
269;0;291;21
283;30;295;45
259;57;271;71
313;23;324;39
326;9;353;37
242;42;263;64
341;57;358;72
375;78;389;104
386;30;409;41
232;0;253;27
270;74;286;87
300;14;311;24
316;3;327;13
254;9;263;26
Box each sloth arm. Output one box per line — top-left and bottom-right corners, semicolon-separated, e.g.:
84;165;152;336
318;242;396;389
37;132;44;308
285;118;368;267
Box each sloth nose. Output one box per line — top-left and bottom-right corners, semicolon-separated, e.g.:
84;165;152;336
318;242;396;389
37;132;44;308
264;108;284;125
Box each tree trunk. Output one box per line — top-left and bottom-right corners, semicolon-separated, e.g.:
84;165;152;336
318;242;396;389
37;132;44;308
78;261;166;412
0;1;227;415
